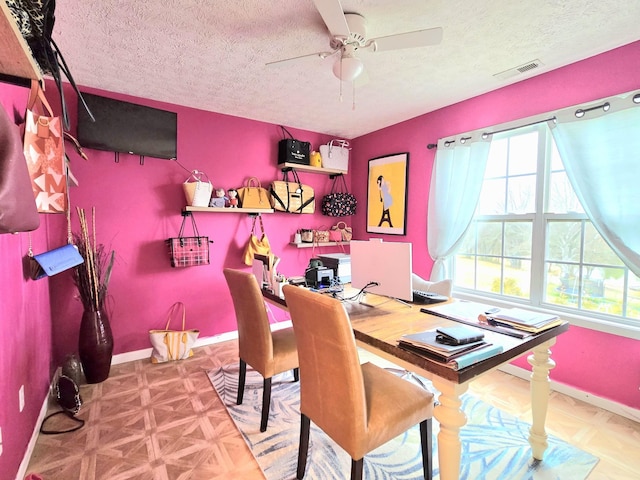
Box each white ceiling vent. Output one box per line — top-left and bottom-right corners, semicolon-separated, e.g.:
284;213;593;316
494;59;544;81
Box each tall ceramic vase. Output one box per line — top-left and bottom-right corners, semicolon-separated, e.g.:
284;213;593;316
79;309;114;384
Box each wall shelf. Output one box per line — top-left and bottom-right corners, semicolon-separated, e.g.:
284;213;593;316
184;206;274;214
290;242;350;249
279;163;346;176
0;2;43;82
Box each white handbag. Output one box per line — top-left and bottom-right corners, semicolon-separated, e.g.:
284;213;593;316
149;302;200;363
319;139;350;172
183;170;213;207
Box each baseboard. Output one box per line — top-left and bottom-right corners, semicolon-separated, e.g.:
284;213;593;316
16;392;51;480
498;364;640;423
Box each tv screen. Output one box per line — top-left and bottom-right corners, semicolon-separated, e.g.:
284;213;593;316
77;93;177;160
350;239;413;302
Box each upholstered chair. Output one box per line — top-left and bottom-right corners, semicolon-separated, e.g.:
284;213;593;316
411;273;453;296
223;268;299;432
283;285;433;480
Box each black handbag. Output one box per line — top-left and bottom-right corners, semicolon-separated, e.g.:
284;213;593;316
277;125;310;165
321;175;357;217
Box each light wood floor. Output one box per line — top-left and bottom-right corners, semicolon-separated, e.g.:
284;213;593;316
26;339;639;479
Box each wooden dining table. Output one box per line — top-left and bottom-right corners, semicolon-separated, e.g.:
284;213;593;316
263;287;569;480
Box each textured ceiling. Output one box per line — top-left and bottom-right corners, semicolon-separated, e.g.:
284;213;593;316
52;0;640;139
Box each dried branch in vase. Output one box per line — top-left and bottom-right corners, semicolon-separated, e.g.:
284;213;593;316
72;207;115;312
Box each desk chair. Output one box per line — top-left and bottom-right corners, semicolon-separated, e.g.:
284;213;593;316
412;273;453;297
283;285;434;480
223;268;299;432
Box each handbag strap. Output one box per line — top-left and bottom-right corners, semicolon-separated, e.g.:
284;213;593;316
249;214;266;236
164;301;187;330
279;125;295;140
178;212;200;238
27;79;54;116
330;174;349;194
246;177;261;188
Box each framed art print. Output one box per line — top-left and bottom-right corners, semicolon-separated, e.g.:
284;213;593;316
366;152;409;235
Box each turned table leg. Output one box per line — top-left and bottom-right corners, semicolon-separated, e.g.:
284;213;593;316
527;338;557;460
431;378;469;480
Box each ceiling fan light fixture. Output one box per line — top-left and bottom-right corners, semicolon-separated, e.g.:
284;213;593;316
333;55;364;82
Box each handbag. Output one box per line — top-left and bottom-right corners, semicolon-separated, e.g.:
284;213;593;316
300;229;314;243
319;139;350;171
277;125;310;165
331;221;353;241
236;177;272;209
270;169;315;214
243;215;274;267
39;374;84;435
30;243;84;279
149;302;200;363
166;212;212;267
183;170;212;207
313;228;330;243
23;80;67;213
6;0;94;129
0;103;40;234
322;174;357;217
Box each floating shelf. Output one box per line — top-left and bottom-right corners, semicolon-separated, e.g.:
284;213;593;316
279;163;347;176
290;242;350;249
184;206;274;214
0;2;42;81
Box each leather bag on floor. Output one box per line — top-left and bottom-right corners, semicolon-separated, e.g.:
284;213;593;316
149;302;200;363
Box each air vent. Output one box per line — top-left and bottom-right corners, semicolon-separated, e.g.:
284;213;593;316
494;59;544;81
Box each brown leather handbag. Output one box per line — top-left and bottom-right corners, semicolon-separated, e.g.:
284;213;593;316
0;103;40;234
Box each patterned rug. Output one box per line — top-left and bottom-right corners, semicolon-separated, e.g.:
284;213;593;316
208;364;598;479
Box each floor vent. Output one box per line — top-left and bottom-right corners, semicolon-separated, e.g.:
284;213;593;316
494;59;543;81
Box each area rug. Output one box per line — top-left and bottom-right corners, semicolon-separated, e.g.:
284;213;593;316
208;364;598;479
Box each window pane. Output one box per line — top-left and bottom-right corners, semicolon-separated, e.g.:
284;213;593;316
485;138;507;178
503;259;531;299
628;273;640;320
477;222;502;256
455;255;476;289
545;262;580;307
548;171;584;214
458;223;476;255
477;178;505;214
477;256;501;293
504;222;532;257
584;222;624;266
547;221;581;263
508;131;538;176
507;174;536;213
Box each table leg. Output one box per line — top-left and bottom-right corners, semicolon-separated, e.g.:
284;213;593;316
431;378;468;480
527;338;557;460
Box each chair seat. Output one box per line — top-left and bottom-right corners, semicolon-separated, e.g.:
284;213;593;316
271;327;298;375
356;362;434;458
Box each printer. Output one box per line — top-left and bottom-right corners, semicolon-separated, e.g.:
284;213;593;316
317;253;351;283
305;258;334;289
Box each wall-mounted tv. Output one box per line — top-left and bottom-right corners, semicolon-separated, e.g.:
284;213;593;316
77;93;177;160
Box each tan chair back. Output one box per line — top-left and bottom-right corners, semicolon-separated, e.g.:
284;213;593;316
283;285;367;454
223;268;274;376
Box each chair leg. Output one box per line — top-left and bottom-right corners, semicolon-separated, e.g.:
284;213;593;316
260;377;272;432
420;418;433;480
293;367;300;382
297;414;311;479
237;359;247;405
350;458;364;480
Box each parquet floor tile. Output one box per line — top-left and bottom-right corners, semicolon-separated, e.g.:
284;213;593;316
25;340;638;479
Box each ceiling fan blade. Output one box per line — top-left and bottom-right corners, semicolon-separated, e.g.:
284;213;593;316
265;49;337;67
370;27;443;52
312;0;350;38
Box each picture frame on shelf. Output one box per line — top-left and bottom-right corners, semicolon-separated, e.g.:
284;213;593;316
366;152;409;235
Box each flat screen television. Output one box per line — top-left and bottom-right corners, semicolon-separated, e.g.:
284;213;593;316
77;93;177;160
350;239;413;302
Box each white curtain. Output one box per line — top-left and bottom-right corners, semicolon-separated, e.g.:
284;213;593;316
549;92;640;277
427;135;491;281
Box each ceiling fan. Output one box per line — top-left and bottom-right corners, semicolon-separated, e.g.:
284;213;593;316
267;0;443;83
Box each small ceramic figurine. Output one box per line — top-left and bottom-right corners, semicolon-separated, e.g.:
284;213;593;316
227;188;239;208
209;188;227;208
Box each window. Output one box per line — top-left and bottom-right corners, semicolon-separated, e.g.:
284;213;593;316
454;124;640;326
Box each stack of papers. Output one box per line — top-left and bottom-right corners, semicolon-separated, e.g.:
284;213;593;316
398;329;503;370
488;308;562;333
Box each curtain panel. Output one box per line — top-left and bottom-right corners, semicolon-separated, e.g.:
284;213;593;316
549;92;640;277
427;135;491;281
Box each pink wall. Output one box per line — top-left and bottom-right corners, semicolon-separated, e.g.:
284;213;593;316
2;39;639;480
349;41;640;409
